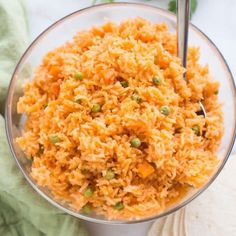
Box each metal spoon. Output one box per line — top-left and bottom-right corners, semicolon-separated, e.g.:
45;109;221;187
177;0;207;117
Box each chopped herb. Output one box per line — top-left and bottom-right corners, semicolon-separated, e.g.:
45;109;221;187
168;0;198;18
114;201;124;210
168;0;177;13
214;90;219;95
49;135;61;144
44;103;48;109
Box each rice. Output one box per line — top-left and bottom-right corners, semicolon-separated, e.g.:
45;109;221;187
16;18;223;220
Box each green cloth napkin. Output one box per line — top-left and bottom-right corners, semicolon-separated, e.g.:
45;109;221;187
0;0;88;235
0;0;28;115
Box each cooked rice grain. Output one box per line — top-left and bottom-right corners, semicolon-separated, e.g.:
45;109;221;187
16;18;223;220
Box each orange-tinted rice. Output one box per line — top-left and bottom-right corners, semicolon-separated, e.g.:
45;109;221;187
17;18;223;220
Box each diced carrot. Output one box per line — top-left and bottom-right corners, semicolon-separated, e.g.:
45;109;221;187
137;162;155;179
102;22;116;33
51;82;60;95
122;41;134;50
49;66;61;77
92;26;104;37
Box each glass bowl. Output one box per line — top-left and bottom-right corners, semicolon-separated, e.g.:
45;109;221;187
5;3;236;224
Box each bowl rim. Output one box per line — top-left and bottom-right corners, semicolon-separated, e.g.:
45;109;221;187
5;2;236;224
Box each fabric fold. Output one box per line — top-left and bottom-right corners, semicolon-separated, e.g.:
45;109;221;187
0;0;88;235
0;0;28;114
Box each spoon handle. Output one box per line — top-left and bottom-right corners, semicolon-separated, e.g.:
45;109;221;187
177;0;190;68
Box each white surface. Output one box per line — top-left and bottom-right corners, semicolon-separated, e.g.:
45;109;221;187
84;221;152;236
24;0;236;235
148;154;236;236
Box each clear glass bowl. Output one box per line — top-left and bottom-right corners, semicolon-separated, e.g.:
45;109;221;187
5;3;236;224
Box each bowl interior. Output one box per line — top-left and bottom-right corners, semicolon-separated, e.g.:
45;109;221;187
5;3;236;224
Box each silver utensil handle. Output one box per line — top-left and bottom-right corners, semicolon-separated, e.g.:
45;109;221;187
177;0;190;68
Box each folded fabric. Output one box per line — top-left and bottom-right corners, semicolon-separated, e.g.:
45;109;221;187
0;0;28;115
0;0;87;235
0;116;88;236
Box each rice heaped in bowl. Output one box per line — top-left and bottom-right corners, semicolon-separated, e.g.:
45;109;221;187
16;18;223;220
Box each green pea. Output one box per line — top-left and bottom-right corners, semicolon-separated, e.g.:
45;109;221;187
114;201;124;210
105;168;115;180
131;93;141;103
120;80;129;88
160;106;170;116
82;203;92;214
91;104;101;113
74;71;83;81
49;135;61;144
83;187;93;198
152;76;162;86
130;137;141;148
192;125;200;136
